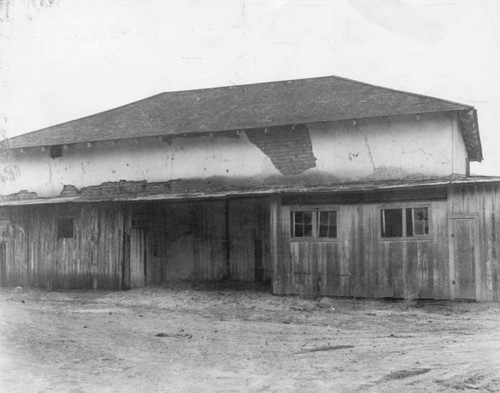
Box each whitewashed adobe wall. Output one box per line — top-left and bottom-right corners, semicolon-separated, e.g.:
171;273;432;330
0;112;467;198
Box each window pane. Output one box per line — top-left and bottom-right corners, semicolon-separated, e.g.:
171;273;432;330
292;211;313;238
406;208;413;237
302;212;313;237
295;211;304;224
412;207;429;236
303;212;312;224
414;221;426;235
318;211;328;238
303;223;313;237
319;212;330;226
319;211;337;238
381;209;403;237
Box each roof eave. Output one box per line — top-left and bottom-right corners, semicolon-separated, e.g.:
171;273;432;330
4;109;481;152
458;109;483;162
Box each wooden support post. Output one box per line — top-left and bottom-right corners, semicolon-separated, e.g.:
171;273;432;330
270;195;281;295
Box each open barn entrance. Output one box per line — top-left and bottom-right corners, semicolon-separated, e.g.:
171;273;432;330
125;198;271;287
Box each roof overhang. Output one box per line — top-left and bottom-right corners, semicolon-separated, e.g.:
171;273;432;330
458;109;482;162
1;175;499;207
3;76;483;162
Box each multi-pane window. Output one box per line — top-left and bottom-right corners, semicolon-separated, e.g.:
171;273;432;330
291;210;337;239
381;207;429;238
293;211;313;237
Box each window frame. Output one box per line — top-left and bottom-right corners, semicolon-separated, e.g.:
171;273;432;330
289;205;339;242
379;203;431;241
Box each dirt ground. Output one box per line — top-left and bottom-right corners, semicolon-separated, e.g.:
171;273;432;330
0;282;499;393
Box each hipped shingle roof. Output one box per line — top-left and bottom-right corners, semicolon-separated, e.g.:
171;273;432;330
7;75;482;161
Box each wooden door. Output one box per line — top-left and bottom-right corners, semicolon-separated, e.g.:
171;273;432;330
130;228;146;287
451;217;479;300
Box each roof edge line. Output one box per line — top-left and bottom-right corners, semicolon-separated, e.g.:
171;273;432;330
5;109;470;150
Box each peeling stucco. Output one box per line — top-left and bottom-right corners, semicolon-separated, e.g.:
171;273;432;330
0;113;468;198
0;189;38;202
246;124;317;175
60;184;79;197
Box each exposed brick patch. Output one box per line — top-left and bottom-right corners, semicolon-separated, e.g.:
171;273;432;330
60;185;80;197
246;124;316;175
80;180;165;199
0;190;38;202
78;178;269;200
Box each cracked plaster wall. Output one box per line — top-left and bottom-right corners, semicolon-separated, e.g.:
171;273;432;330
311;112;463;180
0;112;463;198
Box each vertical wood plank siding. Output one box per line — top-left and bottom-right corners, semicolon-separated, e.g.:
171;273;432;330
0;198;271;289
1;184;499;300
0;203;124;289
276;200;451;299
449;184;500;301
228;198;270;282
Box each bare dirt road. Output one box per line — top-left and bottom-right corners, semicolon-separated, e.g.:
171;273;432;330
0;283;499;392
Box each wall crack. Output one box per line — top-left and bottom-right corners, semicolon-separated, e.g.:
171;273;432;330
354;124;376;171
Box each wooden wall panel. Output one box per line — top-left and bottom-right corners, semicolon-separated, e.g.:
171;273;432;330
323;242;342;296
0;203;124;290
5;182;499;301
228;198;270;282
449;183;500;301
278;199;451;299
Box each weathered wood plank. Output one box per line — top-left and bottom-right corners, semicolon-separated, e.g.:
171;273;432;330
277;199;453;299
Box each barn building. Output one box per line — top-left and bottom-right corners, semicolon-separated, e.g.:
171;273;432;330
1;75;499;301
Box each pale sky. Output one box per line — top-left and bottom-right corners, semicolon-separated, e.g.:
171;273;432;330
1;0;499;175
